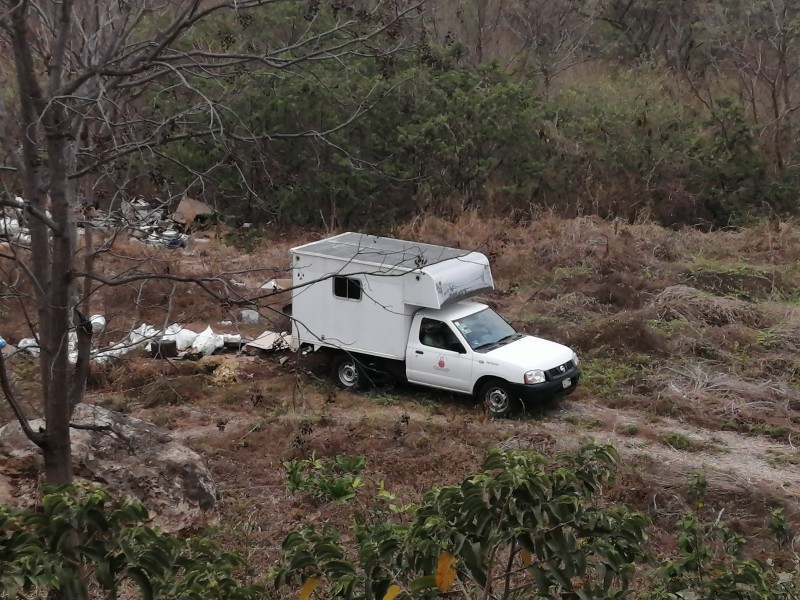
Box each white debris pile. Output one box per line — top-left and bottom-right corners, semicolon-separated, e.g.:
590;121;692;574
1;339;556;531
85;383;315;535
14;322;243;363
244;330;292;353
0;197;33;246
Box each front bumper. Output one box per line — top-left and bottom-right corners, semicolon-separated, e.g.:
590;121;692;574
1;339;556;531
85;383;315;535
510;366;581;403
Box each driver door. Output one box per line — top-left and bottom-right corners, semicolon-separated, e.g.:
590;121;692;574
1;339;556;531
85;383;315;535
406;318;473;393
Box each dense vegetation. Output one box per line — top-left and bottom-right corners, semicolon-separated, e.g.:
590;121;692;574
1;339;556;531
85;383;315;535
4;447;799;599
111;0;800;229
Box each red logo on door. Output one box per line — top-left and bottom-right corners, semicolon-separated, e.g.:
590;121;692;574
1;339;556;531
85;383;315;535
438;356;445;368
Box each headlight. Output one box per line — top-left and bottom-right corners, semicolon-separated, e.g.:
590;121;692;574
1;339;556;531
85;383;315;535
524;369;546;385
572;351;580;366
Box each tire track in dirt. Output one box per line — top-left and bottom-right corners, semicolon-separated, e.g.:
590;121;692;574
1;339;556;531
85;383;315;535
546;400;800;502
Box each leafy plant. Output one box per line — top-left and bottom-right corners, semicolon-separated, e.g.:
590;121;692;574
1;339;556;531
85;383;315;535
283;453;365;502
274;444;650;599
659;432;701;452
644;473;799;599
0;483;263;599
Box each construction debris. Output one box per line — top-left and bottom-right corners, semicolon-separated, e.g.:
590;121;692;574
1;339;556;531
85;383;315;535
172;196;215;227
0;193;220;250
245;330;291;353
240;309;260;324
12;321;246;364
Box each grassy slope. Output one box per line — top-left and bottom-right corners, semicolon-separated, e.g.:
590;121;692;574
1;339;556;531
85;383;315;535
2;214;800;571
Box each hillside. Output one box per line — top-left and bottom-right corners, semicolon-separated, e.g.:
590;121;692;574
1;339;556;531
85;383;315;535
2;214;799;580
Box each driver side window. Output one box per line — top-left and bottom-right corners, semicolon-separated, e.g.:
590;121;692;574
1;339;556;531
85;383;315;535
419;318;465;353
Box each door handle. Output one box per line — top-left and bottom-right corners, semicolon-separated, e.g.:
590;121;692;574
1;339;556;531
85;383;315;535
415;350;423;355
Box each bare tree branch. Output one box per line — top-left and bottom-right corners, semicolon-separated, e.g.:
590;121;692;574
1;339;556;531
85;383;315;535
0;350;45;446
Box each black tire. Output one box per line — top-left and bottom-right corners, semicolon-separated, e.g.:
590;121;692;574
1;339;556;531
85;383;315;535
332;353;363;390
477;379;516;418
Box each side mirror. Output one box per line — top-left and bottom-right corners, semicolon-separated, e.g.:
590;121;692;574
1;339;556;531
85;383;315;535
450;342;466;354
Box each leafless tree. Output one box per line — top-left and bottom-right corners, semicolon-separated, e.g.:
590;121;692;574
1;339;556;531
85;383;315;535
422;0;590;90
703;0;800;171
501;0;591;91
0;0;422;486
587;0;707;70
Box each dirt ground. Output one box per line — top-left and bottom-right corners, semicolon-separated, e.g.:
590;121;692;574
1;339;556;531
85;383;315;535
2;213;800;570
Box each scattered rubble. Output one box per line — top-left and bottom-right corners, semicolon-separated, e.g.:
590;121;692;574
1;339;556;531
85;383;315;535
240;309;260;324
1;194;218;250
12;321;290;364
171;196;215;227
245;331;291;353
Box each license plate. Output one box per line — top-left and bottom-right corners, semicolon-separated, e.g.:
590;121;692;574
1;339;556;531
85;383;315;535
561;378;572;389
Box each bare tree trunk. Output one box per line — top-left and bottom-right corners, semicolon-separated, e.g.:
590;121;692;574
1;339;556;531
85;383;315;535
42;102;76;485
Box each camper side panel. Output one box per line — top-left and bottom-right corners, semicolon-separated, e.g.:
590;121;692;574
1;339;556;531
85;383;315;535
403;252;493;309
292;255;414;359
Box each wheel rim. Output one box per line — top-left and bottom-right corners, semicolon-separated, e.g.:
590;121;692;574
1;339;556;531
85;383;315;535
338;361;358;387
486;387;509;413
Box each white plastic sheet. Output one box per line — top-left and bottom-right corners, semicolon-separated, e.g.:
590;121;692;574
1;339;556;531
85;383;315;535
17;338;39;357
191;326;224;356
89;315;106;333
161;324;199;351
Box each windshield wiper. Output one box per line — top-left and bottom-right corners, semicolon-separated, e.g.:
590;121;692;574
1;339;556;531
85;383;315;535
473;342;498;350
474;334;519;351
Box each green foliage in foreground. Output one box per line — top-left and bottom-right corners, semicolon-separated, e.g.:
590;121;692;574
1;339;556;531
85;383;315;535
275;445;650;599
275;446;800;600
0;484;263;599
3;446;799;599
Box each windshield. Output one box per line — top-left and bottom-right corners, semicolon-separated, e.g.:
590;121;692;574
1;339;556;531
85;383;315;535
453;308;517;350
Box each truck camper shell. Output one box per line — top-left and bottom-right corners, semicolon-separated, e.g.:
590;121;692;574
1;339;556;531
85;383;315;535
290;232;494;359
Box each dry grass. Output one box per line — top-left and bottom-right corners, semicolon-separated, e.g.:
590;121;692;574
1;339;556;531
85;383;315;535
769;306;800;350
657;363;800;440
652;285;765;328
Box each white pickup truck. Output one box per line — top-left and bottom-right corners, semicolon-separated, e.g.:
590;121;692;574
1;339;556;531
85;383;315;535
290;233;580;417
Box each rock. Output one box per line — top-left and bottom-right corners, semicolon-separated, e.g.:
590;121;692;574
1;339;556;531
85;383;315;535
240;309;260;324
0;404;216;530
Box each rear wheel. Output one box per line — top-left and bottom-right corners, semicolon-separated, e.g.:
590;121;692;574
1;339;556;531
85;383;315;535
332;353;363;390
477;379;516;418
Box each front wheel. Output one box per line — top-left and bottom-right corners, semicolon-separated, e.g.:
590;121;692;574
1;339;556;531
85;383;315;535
477;379;516;418
332;353;363;390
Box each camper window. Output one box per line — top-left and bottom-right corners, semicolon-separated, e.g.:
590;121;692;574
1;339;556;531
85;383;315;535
333;276;362;301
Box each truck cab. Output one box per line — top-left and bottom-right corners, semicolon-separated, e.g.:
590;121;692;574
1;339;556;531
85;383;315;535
404;302;580;416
